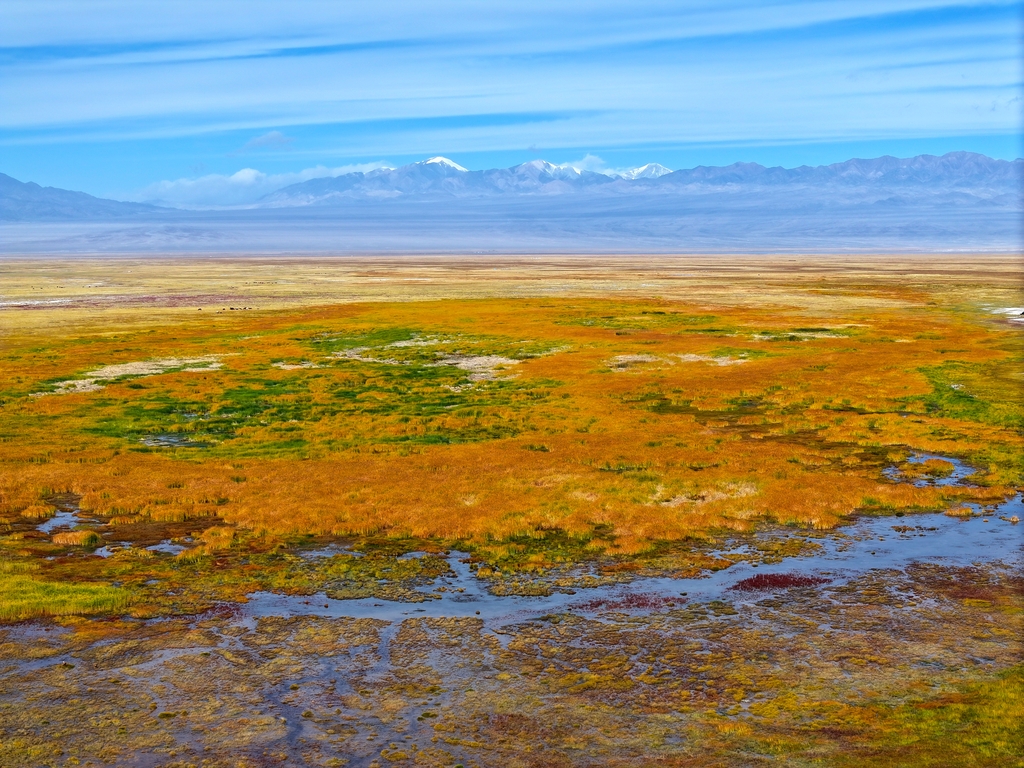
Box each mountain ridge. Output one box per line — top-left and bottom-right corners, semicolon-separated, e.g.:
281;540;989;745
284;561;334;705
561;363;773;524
0;173;161;221
1;152;1018;225
259;151;1021;207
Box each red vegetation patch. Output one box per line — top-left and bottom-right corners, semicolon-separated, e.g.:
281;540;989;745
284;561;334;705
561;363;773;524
915;692;974;710
575;593;684;612
729;572;830;592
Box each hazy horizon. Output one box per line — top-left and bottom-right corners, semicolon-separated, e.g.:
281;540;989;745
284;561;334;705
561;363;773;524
3;2;1020;252
3;149;1018;209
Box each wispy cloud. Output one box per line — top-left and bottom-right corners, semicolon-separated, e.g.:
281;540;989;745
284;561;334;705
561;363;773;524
561;153;609;173
134;162;391;207
237;129;293;152
1;1;1020;194
559;154;668;177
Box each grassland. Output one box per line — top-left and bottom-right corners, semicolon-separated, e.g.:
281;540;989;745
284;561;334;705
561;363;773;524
0;561;129;622
0;254;1020;767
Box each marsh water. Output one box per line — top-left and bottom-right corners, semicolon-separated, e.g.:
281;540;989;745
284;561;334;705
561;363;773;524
241;454;1022;626
241;499;1022;626
8;454;1022;768
33;453;1022;625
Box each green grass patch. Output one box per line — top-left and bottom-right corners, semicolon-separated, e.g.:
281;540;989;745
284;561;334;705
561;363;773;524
709;346;774;360
910;361;1024;429
307;327;420;353
558;312;720;331
75;360;561;456
0;562;131;622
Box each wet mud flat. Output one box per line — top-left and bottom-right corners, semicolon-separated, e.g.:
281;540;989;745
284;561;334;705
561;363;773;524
1;498;1021;768
3;457;1021;767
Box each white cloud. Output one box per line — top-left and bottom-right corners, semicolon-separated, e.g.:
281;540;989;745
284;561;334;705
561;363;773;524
558;154;663;178
560;153;610;174
134;162;392;208
1;0;1017;176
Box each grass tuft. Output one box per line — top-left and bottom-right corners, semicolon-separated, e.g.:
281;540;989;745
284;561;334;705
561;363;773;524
0;562;130;622
52;530;102;547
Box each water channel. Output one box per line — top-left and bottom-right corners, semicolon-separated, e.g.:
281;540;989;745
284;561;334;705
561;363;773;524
240;454;1022;626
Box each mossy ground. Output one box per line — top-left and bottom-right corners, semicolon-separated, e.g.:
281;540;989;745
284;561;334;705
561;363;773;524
0;562;1019;767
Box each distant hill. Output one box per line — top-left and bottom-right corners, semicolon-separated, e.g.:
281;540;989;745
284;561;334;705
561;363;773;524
259;157;617;206
0;173;160;220
259;152;1020;207
1;152;1018;254
660;152;1022;188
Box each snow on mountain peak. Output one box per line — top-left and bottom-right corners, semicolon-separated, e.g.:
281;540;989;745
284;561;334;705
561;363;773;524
617;163;672;180
515;160;586;177
421;156;468;172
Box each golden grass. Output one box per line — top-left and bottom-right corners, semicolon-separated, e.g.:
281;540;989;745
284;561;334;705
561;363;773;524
0;256;1020;554
831;666;1024;768
51;530;102;547
19;504;55;519
945;506;976;517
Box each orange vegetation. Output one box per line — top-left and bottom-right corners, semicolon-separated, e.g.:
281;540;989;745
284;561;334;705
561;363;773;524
1;260;1020;555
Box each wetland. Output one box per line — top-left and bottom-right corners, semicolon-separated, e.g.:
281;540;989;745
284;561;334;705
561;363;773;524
0;255;1021;767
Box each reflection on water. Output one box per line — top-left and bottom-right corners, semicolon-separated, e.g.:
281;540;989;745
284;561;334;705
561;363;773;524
146;541;188;555
243;494;1023;627
882;452;976;487
36;508;80;534
140;434;210;448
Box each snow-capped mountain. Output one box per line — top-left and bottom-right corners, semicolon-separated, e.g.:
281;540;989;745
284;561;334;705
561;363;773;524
257;152;1019;208
421;156;468;172
259;157;618;206
2;152;1017;254
616;163;672;180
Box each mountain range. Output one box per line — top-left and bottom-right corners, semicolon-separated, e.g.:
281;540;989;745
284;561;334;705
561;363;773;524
258;152;1019;207
0;172;159;220
1;152;1019;253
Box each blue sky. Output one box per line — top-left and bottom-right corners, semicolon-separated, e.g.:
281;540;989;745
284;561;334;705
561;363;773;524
1;0;1020;204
